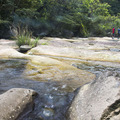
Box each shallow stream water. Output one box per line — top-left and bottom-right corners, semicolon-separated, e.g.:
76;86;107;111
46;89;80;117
0;59;120;120
0;59;74;120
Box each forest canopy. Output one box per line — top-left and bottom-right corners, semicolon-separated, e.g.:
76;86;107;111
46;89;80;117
0;0;120;38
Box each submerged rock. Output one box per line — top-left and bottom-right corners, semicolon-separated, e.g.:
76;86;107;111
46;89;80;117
67;72;120;120
24;55;95;89
43;108;54;117
0;88;37;120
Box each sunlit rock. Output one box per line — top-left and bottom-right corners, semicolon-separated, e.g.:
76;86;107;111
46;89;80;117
67;72;120;120
27;37;120;63
0;88;37;120
0;47;29;59
0;47;95;90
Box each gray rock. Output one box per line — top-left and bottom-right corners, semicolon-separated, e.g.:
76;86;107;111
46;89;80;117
67;72;120;120
19;45;32;53
0;88;37;120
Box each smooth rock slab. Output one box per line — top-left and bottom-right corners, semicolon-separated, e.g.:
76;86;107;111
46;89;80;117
67;72;120;120
0;47;95;89
28;38;120;63
0;88;37;120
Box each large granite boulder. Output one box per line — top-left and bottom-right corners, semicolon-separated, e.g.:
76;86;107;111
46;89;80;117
0;88;37;120
67;72;120;120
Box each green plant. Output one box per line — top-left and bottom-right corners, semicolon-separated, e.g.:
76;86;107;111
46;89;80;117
16;33;31;47
41;42;48;45
14;25;39;47
31;37;39;47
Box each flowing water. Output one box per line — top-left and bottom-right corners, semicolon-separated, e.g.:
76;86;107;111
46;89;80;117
73;62;120;78
0;59;74;120
0;59;120;120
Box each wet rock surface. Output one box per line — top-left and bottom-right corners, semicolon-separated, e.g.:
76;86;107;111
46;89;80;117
24;55;95;89
0;46;95;89
0;59;75;120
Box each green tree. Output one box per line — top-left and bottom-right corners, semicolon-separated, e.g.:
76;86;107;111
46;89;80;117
100;0;120;15
0;0;120;38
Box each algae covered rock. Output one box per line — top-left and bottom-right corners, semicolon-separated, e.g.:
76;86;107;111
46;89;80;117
24;55;95;89
0;47;95;89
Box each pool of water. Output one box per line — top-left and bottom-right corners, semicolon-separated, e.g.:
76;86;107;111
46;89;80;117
0;59;74;120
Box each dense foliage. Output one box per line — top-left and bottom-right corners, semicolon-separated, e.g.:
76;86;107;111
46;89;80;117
0;0;120;38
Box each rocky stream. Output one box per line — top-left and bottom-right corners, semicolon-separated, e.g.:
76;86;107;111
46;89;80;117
0;37;120;120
